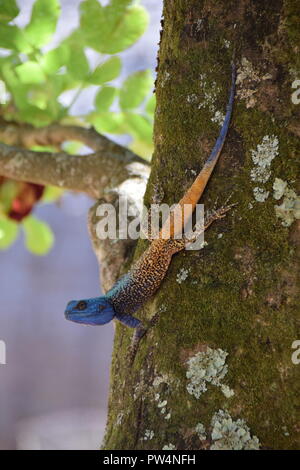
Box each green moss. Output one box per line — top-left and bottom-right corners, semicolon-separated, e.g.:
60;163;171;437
284;0;300;47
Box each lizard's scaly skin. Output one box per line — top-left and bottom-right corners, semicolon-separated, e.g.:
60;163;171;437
65;64;235;329
106;238;179;316
107;65;236;317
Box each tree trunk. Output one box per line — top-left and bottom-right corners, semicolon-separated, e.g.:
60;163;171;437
102;0;300;450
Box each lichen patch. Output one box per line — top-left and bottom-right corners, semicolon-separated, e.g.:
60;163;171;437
176;268;190;284
185;347;234;399
211;110;225;127
141;429;154;441
236;58;260;108
210;410;260;450
273;179;300;227
162;443;176;450
250;135;279;202
195;422;207;441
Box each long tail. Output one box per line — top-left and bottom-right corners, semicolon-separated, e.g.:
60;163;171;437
160;63;236;240
178;63;236;211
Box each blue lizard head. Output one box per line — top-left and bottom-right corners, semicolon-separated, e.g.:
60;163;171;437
65;296;115;325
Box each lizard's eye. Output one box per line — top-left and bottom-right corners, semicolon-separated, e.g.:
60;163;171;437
76;301;87;311
98;305;105;312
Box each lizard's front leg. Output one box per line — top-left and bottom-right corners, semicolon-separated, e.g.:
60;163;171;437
128;312;160;364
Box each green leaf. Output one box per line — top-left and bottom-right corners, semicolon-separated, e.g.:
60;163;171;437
26;86;49;110
1;63;59;124
0;217;19;250
79;0;104;46
0;0;19;22
15;61;46;84
1;63;31;110
108;0;133;7
104;5;149;54
63;140;83;154
88;57;121;85
62;31;90;82
50;73;79;94
88;111;125;134
23;215;54;255
80;0;149;54
40;44;70;74
24;0;60;48
0;24;22;50
119;70;152;110
145;94;156;117
42;186;64;203
95;86;117;111
125;113;153;144
30;145;57;152
16;78;66;121
130;138;153;160
19;105;56;127
0;180;19;213
67;48;89;81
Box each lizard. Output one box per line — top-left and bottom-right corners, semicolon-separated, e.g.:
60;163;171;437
65;63;236;349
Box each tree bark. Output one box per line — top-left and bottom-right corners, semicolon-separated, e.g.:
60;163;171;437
101;0;300;450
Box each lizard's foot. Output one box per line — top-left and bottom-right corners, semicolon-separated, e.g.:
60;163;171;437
205;202;236;226
212;192;233;211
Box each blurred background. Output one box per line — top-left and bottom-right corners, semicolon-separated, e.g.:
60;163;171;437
0;0;162;449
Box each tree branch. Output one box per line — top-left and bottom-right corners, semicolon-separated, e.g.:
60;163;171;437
0;122;122;152
0;126;150;199
88;199;139;291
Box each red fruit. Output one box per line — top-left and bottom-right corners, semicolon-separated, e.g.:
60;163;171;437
8;181;44;222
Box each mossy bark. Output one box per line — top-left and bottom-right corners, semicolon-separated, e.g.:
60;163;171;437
102;0;300;450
